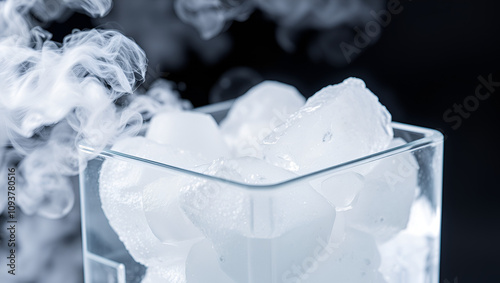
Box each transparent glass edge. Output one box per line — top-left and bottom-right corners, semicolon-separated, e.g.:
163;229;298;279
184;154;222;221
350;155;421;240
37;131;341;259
78;122;444;190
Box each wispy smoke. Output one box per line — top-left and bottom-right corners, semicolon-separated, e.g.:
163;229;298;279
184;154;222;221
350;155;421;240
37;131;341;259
97;0;384;76
95;0;233;71
175;0;385;64
174;0;254;39
255;0;382;29
30;0;112;24
174;0;384;38
0;185;83;283
0;0;111;39
128;78;193;120
0;0;147;218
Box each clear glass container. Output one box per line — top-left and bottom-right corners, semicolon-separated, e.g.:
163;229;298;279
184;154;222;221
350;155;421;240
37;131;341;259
79;101;443;283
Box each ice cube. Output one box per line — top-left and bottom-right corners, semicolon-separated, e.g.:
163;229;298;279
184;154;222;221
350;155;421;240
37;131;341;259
298;228;386;283
378;232;429;283
329;211;347;245
220;81;305;158
262;77;393;174
378;197;438;283
146;111;229;161
185;239;235;283
179;157;335;283
404;195;440;238
99;137;207;265
142;263;186;283
345;138;419;242
142;176;204;244
315;171;364;211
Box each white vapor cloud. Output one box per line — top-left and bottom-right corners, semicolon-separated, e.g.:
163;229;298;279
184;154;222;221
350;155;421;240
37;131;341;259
0;0;146;218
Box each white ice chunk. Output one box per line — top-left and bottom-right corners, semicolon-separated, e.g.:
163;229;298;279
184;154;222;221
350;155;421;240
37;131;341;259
142;176;204;244
346;138;419;242
316;172;364;211
220;81;305;157
185;239;235;283
404;195;441;238
99;137;207;266
378;197;437;283
329;211;347;245
298;229;386;283
146;111;229;161
262;77;393;174
378;233;429;283
142;262;186;283
179;157;335;283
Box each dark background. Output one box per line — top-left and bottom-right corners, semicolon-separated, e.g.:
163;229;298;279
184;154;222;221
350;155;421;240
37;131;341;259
47;1;500;282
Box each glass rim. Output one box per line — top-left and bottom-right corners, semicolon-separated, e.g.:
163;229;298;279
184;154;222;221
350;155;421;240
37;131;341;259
78;121;443;190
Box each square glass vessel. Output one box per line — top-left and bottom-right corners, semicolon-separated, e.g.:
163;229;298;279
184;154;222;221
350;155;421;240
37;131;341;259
79;100;444;283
